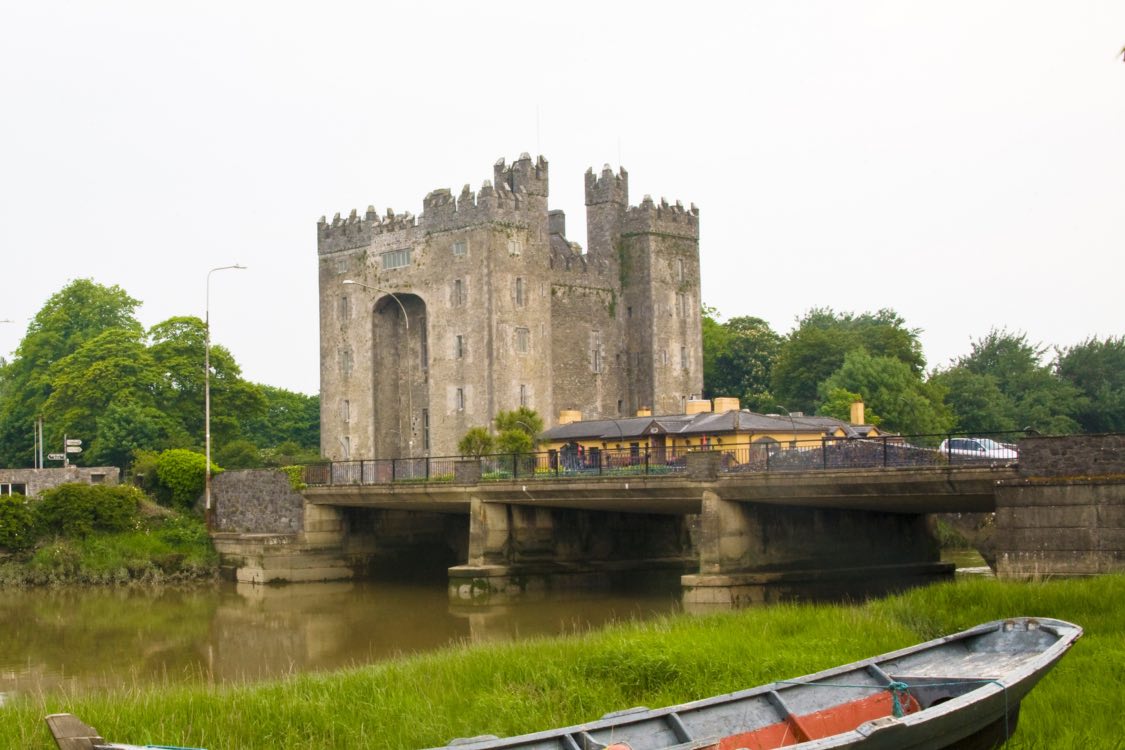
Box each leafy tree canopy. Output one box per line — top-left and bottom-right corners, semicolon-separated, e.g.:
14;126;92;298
935;329;1084;435
773;308;924;414
818;349;953;436
702;307;780;412
1056;335;1125;433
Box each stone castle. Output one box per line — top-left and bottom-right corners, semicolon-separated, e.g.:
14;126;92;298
317;153;702;460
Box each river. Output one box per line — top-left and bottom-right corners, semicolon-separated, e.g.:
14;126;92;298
0;550;990;705
0;579;682;704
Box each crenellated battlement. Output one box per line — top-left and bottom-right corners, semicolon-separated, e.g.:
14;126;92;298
317;206;420;254
585;164;629;206
622;194;699;239
319;155;550;253
495;153;549;197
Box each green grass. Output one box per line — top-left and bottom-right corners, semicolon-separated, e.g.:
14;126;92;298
0;514;217;586
2;576;1122;749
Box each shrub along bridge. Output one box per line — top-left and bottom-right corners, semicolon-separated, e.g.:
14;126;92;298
211;434;1125;608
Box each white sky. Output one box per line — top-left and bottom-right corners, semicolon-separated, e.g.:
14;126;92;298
2;1;1122;396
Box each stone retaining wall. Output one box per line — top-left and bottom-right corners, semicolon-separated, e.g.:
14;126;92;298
212;469;304;534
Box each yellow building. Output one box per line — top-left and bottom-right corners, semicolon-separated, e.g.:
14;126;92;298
538;400;882;467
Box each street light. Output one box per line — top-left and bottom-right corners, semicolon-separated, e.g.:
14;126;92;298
342;279;414;458
774;404;798;450
205;264;246;530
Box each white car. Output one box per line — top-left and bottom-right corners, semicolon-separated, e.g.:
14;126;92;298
938;437;1018;461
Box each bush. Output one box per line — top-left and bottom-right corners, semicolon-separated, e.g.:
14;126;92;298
0;494;36;551
33;484;143;538
154;449;217;511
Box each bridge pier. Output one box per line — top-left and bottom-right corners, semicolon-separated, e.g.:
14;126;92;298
682;491;953;610
449;496;694;603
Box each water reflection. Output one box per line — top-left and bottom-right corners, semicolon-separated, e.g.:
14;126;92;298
0;581;680;702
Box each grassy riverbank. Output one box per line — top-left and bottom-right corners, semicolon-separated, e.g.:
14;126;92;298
0;485;217;587
4;575;1121;749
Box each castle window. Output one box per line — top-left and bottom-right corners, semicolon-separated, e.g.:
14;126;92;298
515;327;530;354
617;399;623;414
422;409;430;450
591;331;602;373
452;240;467;257
515;277;525;307
508;238;522;256
627;306;633;318
519;384;528;407
342;399;350;423
381;248;411;270
340;348;353;377
0;483;27;496
338;295;349;322
677;257;685;282
661;349;668;366
420;323;428;369
452;279;464;307
454;334;464;359
456;387;465;411
335;258;348;274
342;436;351;460
676;292;688;318
681;346;688;370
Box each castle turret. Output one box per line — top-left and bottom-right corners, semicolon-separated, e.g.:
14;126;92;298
584;165;628;261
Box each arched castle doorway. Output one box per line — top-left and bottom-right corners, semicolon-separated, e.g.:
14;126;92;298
370;292;428;461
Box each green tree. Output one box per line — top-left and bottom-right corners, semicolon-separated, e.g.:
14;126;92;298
702;307;780;411
818;349;953;435
817;388;882;426
773;308;924;414
457;427;494;457
937;330;1084;434
1056;336;1125;433
493;406;543;438
241;385;320;449
0;280;142;466
929;368;1017;434
42;329;163;453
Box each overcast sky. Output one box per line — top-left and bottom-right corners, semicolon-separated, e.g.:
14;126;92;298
2;1;1122;397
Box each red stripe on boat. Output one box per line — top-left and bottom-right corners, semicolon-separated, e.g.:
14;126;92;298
716;691;920;750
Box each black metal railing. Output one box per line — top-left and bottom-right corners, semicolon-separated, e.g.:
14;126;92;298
302;431;1026;487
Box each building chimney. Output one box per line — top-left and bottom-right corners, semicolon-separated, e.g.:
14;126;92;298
558;410;582;425
685;399;712;415
714;396;740;412
850;400;865;425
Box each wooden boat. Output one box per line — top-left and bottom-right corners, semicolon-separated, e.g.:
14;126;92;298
429;617;1081;750
45;713;205;750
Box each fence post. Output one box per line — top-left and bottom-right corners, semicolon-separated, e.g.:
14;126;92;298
392;459;397;483
883;437;888;467
425;457;430;481
645;446;650;475
822;439;827;469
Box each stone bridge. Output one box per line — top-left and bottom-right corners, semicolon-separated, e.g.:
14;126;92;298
211;434;1124;608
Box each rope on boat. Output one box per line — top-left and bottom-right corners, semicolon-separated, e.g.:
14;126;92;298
775;678;1011;739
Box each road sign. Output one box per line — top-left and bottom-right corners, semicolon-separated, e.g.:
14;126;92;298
47;452;65;461
66;445;83;454
66;438;83;446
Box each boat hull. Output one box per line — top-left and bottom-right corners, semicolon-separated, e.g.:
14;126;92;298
431;617;1081;750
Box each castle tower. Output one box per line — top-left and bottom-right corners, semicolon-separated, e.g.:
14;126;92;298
317;155;700;461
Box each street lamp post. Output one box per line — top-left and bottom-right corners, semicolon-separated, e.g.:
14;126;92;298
774;404;798;449
205;264;246;531
342;280;414;459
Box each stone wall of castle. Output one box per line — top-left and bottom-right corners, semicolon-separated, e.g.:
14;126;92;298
318;154;701;459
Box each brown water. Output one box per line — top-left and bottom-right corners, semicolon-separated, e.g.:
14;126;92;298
0;581;681;703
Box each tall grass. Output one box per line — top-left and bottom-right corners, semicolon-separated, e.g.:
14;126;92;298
3;576;1121;749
